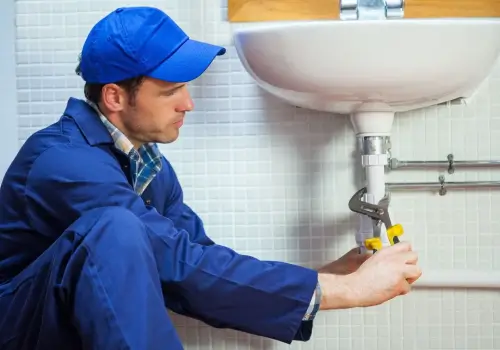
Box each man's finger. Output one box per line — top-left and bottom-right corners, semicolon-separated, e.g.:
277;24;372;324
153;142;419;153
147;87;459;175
403;251;419;265
403;264;422;281
377;241;412;256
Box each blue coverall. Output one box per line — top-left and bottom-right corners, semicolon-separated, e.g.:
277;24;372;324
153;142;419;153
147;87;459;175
0;98;318;349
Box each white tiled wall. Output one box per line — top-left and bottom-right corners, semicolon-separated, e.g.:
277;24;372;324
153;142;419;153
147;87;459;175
14;0;500;349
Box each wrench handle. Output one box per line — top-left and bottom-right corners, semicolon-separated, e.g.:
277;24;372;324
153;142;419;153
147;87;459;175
386;224;404;245
363;223;404;253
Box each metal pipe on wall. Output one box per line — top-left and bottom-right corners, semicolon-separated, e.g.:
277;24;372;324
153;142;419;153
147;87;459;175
386;176;500;195
389;153;500;174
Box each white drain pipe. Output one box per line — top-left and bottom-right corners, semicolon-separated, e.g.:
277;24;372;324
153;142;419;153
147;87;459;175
350;107;395;252
413;270;500;289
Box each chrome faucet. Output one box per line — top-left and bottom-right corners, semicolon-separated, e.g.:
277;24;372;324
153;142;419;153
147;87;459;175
340;0;405;20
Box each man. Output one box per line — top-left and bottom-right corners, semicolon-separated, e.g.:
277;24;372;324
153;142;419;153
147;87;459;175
0;6;421;350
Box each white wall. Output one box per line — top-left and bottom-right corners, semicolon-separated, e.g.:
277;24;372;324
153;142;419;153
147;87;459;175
13;0;500;349
0;0;19;179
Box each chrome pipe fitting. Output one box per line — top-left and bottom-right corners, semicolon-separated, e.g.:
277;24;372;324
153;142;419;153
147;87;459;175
340;0;405;20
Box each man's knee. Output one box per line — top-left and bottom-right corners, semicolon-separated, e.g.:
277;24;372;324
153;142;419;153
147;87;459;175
66;207;147;251
90;206;143;227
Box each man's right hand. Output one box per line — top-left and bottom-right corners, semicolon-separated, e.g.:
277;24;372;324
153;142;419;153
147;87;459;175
318;242;422;310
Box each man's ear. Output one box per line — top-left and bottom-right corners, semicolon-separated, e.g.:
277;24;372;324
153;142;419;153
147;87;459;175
101;84;127;112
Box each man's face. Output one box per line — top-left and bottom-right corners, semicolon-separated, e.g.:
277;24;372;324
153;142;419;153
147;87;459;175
106;77;194;148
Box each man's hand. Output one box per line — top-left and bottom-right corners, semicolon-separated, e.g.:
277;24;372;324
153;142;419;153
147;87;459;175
317;242;422;310
317;247;371;275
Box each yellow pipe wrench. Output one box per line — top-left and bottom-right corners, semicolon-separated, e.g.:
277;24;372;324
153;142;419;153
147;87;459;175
348;187;404;252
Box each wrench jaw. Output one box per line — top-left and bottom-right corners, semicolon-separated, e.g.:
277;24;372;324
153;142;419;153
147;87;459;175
349;187;403;252
348;187;389;223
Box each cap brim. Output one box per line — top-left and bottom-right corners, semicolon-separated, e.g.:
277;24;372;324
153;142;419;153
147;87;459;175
148;39;226;83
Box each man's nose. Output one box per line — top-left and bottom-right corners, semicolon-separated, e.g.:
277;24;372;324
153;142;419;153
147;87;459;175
176;86;194;112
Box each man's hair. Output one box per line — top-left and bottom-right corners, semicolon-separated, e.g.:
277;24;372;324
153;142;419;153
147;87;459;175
75;53;145;105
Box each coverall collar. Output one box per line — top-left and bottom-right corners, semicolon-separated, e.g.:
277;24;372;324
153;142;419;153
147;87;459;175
63;97;113;146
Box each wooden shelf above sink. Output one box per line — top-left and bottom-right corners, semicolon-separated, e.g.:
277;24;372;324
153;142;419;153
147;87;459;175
228;0;500;22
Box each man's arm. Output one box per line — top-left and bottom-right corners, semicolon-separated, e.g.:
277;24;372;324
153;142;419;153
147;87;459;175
25;144;318;344
159;157;215;246
159;157;322;338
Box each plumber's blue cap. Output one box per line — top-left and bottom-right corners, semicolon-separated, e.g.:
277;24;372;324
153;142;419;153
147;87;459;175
79;6;226;84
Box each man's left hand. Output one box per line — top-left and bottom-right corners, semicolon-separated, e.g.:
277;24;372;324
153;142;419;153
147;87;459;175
317;247;371;275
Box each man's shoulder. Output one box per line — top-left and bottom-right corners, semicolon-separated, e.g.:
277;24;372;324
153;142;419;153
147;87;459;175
26;112;90;146
17;117;85;164
12;117;114;181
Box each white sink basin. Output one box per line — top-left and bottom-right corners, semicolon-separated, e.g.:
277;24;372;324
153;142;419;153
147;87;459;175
233;19;500;116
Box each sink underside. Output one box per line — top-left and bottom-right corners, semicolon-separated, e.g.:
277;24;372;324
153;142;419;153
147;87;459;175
233;19;500;114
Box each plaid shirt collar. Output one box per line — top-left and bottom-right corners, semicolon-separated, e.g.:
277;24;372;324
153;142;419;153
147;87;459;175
86;101;163;196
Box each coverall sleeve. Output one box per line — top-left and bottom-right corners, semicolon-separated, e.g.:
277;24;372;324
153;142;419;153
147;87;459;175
159;157;317;338
25;144;318;344
159;157;215;246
